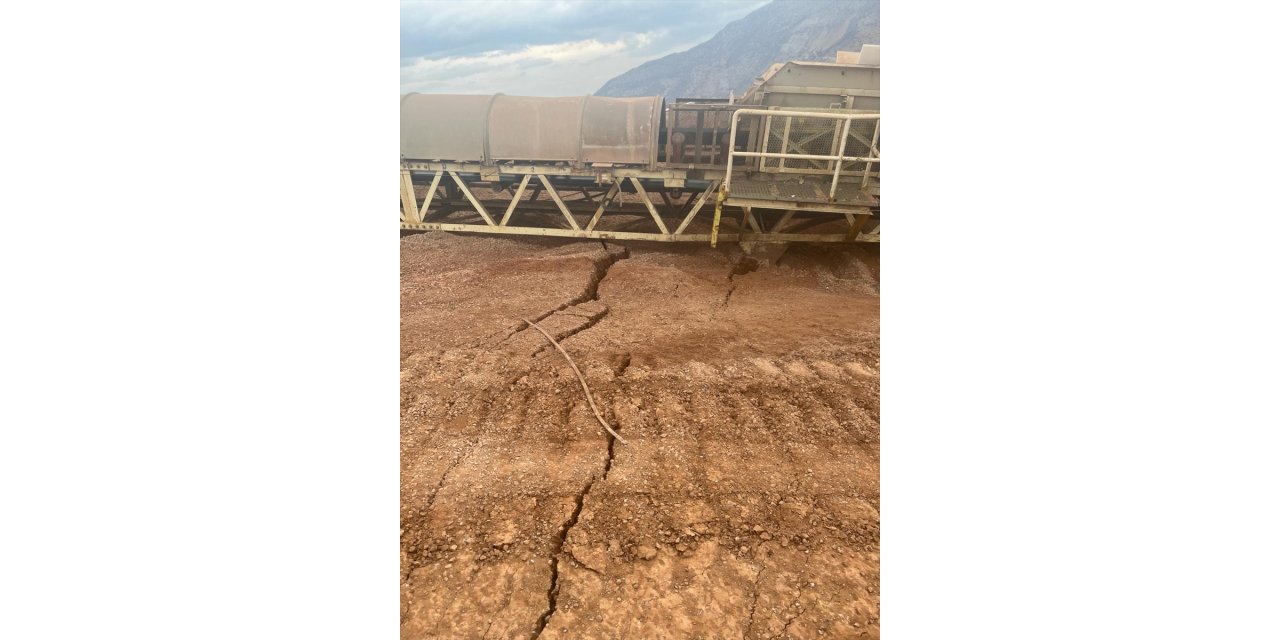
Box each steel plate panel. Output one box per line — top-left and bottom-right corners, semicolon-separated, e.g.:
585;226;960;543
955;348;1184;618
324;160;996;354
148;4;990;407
580;96;661;165
487;95;585;162
400;93;493;161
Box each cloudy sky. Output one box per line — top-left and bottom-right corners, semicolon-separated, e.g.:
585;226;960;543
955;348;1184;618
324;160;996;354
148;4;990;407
401;0;769;96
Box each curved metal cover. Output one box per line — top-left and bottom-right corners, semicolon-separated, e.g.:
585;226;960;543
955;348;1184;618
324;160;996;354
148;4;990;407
580;96;661;165
487;95;585;162
400;93;493;161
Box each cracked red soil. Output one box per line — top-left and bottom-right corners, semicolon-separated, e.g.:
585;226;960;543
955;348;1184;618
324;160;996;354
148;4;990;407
401;232;879;639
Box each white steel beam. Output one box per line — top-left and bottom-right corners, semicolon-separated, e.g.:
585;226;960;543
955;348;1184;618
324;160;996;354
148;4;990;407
586;180;621;232
399;169;420;224
673;180;718;235
629;177;670;235
538;173;581;231
448;171;496;226
417;171;443;220
402;221;870;243
500;174;531;227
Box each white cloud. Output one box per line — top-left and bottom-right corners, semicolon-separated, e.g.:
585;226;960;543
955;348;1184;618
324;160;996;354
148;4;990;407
411;35;637;72
401;33;662;96
397;0;771;96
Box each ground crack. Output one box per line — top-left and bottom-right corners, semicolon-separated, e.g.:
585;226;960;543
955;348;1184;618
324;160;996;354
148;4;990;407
603;431;618;481
532;394;622;638
722;284;737;308
531;305;610;357
777;605;806;639
613;353;632;378
744;565;767;639
532;479;592;639
564;549;603;576
722;254;760;309
500;243;630;344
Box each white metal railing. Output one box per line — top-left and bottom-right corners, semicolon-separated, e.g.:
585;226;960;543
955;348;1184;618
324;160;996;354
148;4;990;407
724;109;880;200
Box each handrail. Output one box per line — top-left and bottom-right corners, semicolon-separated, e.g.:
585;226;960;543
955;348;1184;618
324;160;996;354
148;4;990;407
723;109;881;196
711;108;880;247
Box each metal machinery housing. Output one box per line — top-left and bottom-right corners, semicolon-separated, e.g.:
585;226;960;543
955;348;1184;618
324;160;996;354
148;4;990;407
400;45;880;245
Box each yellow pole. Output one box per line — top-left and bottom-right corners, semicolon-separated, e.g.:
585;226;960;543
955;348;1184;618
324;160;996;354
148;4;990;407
710;185;726;247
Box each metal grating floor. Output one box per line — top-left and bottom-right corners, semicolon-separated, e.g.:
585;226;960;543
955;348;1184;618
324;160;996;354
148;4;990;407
729;177;879;206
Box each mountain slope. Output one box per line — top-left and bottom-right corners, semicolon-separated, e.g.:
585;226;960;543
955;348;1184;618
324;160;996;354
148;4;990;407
596;0;879;99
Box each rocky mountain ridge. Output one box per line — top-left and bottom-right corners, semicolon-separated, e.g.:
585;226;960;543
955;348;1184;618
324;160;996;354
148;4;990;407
596;0;879;99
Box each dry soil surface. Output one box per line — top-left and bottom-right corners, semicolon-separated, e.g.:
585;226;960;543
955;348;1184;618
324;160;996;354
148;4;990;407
401;232;879;639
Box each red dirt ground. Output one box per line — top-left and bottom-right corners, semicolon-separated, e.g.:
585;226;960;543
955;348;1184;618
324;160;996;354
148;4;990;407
401;232;879;639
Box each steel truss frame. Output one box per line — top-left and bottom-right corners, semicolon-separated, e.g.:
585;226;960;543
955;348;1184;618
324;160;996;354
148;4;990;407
400;167;876;244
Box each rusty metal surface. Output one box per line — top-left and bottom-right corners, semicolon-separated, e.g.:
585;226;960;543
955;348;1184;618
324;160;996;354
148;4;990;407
400;93;495;162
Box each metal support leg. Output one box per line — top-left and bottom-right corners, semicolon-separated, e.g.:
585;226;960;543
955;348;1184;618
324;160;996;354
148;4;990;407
743;206;762;234
845;209;871;241
711;184;726;247
770;208;797;234
400;168;419;224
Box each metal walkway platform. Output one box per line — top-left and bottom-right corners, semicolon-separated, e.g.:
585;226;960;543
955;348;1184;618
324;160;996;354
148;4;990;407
725;176;879;213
